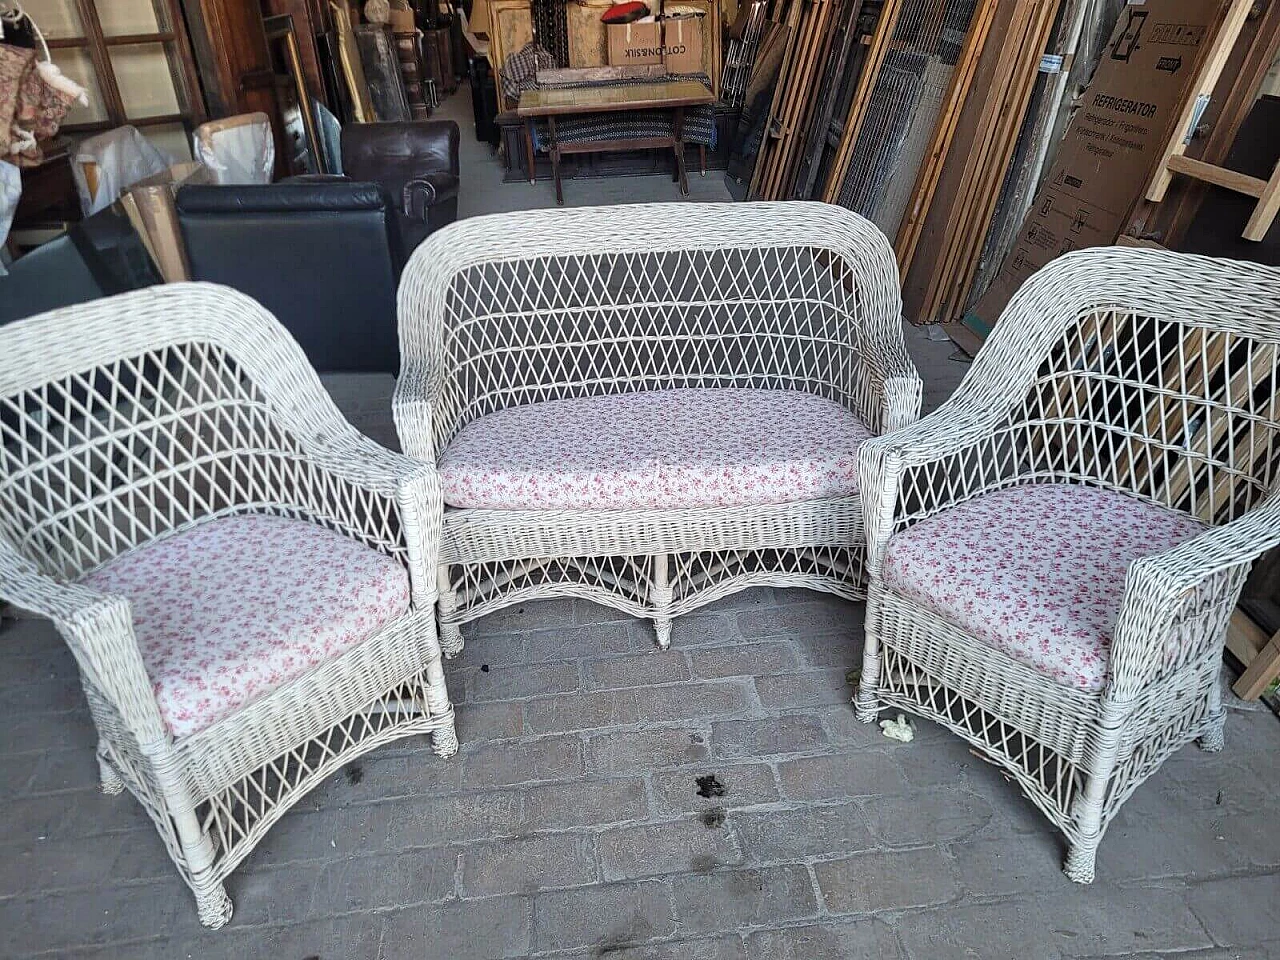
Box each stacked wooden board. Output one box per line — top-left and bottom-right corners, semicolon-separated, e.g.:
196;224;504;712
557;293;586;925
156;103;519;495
748;0;841;199
900;0;1062;325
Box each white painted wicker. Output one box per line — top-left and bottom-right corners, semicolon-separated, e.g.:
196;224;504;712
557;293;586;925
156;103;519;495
856;247;1280;882
0;283;456;928
395;201;922;651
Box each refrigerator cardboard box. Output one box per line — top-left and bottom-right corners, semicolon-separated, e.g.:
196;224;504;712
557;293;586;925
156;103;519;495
607;17;703;72
958;0;1222;344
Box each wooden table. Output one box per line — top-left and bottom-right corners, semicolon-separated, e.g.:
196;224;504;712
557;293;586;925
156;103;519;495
517;79;717;205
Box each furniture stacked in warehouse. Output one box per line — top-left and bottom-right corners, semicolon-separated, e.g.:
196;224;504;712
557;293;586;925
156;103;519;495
480;0;738;181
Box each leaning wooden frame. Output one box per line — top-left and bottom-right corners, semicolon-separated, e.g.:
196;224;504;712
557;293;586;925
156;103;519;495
856;247;1280;882
396;201;922;653
0;284;456;927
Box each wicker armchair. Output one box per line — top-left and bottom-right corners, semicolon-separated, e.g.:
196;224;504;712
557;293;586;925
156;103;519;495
0;284;456;928
396;201;921;651
856;247;1280;882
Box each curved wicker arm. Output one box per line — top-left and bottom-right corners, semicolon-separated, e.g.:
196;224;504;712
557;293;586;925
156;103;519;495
1109;492;1280;695
296;426;444;608
0;538;167;744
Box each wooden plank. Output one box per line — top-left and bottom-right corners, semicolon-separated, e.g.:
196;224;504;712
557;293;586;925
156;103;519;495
1145;0;1255;202
936;0;1058;319
791;0;860;198
920;0;1046;323
894;0;999;273
1243;162;1280;241
518;79;717;115
748;0;802;195
766;0;837;198
899;0;1021;322
1167;155;1269;198
820;0;905;203
1228;609;1280;699
1115;235;1169;249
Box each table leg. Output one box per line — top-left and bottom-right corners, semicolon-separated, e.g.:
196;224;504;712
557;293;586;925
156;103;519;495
524;120;536;185
672;107;689;196
548;116;564;206
699;144;706;177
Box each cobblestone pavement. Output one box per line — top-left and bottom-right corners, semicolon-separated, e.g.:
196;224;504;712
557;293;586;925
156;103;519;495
2;585;1278;958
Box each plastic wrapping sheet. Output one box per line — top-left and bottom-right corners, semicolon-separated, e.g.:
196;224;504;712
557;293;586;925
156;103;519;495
193;113;275;185
71;125;171;216
0;158;19;276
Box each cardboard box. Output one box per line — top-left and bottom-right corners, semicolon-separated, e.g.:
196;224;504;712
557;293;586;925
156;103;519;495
960;0;1221;342
606;17;702;73
661;15;702;75
608;21;665;66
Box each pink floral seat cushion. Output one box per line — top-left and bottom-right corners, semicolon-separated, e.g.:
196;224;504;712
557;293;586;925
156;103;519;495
439;388;875;511
880;484;1205;692
81;514;410;738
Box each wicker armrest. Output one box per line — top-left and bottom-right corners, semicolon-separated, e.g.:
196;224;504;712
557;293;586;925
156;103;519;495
291;426;444;607
0;538;166;742
1109;493;1280;693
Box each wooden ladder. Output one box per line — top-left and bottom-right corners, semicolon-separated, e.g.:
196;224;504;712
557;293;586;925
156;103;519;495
1144;0;1279;241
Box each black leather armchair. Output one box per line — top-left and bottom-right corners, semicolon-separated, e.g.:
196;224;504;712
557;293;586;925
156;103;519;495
341;120;460;255
175;180;401;374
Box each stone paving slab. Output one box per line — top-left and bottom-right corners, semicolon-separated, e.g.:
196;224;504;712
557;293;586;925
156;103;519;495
2;587;1278;959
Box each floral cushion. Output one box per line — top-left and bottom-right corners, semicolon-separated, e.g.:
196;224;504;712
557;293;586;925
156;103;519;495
439;388;874;511
81;514;410;738
880;484;1205;692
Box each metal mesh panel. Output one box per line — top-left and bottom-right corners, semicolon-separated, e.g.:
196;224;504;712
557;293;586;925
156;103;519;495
835;0;978;234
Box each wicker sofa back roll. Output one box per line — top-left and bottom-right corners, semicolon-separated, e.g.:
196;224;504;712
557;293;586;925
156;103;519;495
396;201;922;651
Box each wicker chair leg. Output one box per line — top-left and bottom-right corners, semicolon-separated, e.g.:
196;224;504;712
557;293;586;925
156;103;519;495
1199;714;1226;751
651;553;673;650
1063;839;1098;883
436;564;465;658
432;717;460;757
855;601;883;723
1198;674;1227;751
195;882;234;929
97;748;124;795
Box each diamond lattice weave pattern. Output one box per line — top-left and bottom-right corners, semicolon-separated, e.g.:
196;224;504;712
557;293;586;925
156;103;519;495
438;388;875;510
82;514;410;738
881;484;1206;692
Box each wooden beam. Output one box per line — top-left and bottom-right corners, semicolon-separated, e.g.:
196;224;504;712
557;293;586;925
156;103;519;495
1145;0;1255;202
1166;154;1269;198
1228;609;1280;700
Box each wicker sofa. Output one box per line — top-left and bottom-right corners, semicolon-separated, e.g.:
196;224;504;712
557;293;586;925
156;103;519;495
395;201;922;652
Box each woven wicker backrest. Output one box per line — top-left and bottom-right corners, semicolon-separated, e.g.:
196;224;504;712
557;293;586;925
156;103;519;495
398;202;905;456
0;284;347;581
942;249;1280;527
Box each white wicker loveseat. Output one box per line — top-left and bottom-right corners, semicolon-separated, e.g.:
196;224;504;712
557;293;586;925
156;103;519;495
396;201;921;651
856;247;1280;882
0;284;456;927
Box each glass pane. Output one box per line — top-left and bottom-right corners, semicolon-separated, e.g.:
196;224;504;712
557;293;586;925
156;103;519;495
145;122;192;162
51;48;108;125
109;44;181;118
98;0;162;36
24;0;84;40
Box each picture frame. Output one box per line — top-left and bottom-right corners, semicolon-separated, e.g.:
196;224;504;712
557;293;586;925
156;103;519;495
264;13;327;175
354;23;415;122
